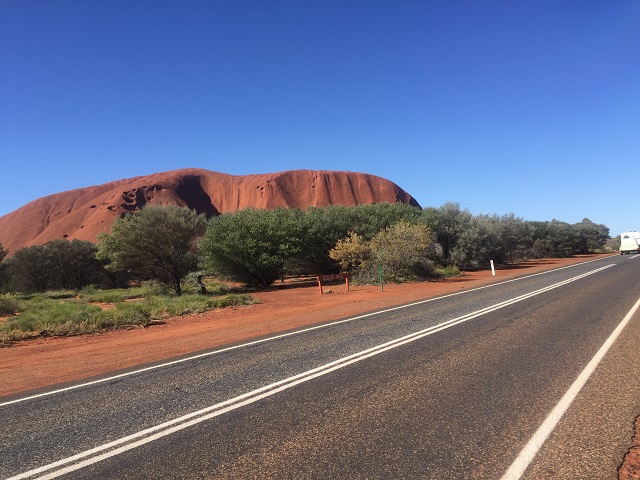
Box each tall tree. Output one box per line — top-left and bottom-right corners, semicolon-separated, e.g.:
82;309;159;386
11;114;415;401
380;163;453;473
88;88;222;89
5;245;51;293
449;215;499;270
46;239;104;290
496;214;532;264
97;205;206;295
572;218;609;254
433;202;474;264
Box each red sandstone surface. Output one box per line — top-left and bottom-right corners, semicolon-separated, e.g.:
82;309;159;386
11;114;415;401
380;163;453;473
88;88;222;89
0;169;419;255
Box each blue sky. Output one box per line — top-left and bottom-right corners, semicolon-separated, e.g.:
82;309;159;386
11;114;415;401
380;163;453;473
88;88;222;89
1;1;638;237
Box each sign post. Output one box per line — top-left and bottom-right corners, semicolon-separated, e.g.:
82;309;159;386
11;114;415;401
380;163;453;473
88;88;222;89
317;273;352;294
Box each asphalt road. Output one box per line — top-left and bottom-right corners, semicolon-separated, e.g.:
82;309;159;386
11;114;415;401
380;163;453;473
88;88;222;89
2;254;640;479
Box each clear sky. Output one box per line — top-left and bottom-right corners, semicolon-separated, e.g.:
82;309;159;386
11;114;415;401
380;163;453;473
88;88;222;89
1;1;638;237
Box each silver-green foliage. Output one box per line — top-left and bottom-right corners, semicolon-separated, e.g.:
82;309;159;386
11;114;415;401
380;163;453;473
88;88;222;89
97;205;207;296
432;203;610;269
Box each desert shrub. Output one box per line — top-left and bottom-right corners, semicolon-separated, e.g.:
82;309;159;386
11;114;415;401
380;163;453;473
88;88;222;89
329;232;370;272
0;295;20;316
208;294;258;308
5;245;50;293
45;239;106;290
332;221;437;283
199;203;430;286
199;208;304;287
367;221;435;281
438;265;461;277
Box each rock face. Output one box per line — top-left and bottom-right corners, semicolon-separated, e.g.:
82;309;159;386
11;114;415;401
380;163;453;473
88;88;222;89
0;169;420;254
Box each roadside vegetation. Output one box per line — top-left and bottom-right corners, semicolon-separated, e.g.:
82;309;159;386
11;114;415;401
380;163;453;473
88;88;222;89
0;202;610;344
0;283;256;346
199;202;610;283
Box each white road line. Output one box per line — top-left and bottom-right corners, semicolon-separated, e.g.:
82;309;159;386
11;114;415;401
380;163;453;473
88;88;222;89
500;294;640;480
8;264;614;480
0;255;612;408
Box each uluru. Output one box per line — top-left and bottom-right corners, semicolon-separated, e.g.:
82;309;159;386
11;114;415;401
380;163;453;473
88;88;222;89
0;169;421;255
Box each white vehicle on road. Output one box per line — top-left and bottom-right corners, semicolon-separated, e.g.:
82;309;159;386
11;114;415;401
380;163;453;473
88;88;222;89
620;231;640;254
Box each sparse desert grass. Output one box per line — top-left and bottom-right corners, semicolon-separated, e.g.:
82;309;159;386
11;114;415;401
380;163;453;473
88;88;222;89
0;286;258;346
79;285;153;303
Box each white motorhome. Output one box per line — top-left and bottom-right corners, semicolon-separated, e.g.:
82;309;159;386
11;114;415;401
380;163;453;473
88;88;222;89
620;231;640;254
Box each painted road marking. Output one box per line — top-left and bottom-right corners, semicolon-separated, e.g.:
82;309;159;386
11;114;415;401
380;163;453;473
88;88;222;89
501;295;640;480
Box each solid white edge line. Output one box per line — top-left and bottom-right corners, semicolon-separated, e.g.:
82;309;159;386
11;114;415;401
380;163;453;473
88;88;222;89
500;295;640;480
0;255;612;408
8;265;614;480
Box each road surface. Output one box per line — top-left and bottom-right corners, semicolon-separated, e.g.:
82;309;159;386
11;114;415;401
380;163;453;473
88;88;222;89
2;254;639;479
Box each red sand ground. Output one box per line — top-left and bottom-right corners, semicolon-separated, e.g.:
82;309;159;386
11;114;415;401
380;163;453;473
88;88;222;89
1;254;638;478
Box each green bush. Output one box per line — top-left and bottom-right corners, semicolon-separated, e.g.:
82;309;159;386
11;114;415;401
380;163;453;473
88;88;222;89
438;265;461;277
199;208;305;288
0;295;21;316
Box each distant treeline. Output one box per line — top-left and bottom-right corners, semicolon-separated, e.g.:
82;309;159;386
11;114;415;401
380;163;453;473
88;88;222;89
0;202;610;294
